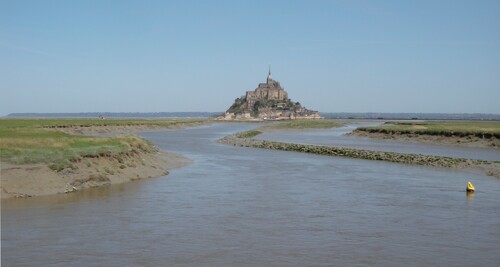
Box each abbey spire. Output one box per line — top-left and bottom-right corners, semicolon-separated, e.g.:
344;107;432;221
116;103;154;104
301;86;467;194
267;65;272;83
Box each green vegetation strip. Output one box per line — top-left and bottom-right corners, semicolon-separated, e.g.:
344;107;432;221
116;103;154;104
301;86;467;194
261;119;342;130
0;118;205;171
355;121;500;138
220;131;498;169
0;118;206;128
236;130;262;139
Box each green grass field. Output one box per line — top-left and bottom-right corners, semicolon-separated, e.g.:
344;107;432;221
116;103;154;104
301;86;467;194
0;118;205;171
356;121;500;138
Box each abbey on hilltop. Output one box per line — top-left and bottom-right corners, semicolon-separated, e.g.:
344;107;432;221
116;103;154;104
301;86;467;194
218;68;322;120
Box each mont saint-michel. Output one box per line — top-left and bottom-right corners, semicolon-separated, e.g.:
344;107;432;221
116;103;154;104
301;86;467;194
218;69;321;120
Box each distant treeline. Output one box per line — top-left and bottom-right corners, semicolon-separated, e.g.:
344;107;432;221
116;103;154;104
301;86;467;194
6;112;222;118
322;113;500;121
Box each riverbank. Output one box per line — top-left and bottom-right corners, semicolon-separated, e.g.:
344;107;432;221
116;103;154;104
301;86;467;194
1;150;191;199
349;121;500;149
349;130;500;148
219;131;500;179
0;119;202;199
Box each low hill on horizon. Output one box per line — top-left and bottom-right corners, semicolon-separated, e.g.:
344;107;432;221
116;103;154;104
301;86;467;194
5;112;221;119
5;112;500;121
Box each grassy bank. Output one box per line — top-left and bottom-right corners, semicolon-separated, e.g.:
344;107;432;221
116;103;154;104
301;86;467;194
236;130;262;139
355;121;500;138
261;119;342;130
0;118;202;171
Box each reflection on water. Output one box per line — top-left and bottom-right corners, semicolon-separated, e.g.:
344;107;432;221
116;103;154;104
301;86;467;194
2;123;500;266
466;191;475;204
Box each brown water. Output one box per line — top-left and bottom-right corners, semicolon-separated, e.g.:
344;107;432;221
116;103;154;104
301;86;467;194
2;123;500;266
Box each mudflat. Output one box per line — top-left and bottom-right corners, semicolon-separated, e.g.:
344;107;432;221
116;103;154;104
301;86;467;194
1;150;191;199
0;119;201;199
220;127;500;179
349;121;500;149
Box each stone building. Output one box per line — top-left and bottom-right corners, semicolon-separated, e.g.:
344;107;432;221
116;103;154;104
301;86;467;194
218;68;322;121
245;68;288;110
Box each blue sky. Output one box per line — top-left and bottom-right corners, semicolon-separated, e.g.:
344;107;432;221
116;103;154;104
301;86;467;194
1;0;499;115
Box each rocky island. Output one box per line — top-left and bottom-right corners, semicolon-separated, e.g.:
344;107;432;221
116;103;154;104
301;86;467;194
217;68;322;120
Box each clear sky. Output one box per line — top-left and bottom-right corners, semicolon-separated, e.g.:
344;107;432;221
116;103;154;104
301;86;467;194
1;0;499;116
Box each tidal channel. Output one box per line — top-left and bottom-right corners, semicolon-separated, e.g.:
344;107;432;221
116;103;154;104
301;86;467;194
2;123;499;266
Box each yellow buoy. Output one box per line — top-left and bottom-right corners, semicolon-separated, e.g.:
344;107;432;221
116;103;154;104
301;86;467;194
466;181;475;192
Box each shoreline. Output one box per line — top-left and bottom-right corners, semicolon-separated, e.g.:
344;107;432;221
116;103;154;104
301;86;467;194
1;150;192;200
1;124;194;199
219;132;500;179
348;130;499;149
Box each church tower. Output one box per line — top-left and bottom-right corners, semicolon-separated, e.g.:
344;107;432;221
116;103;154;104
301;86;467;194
267;66;272;84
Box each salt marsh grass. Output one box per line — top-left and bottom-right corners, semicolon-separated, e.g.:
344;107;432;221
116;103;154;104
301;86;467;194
262;119;341;130
356;121;500;138
0;118;204;170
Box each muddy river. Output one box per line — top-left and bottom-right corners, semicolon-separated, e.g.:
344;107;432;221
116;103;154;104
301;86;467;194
2;123;499;266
